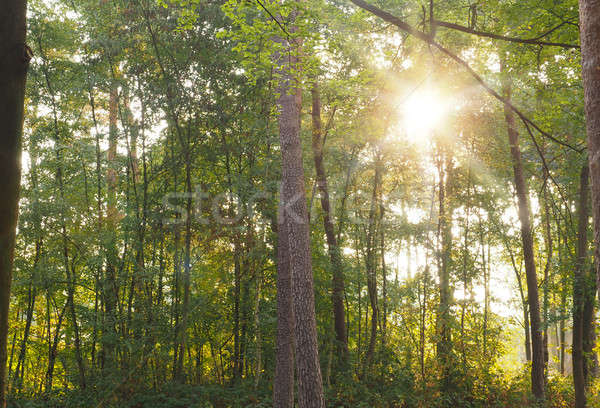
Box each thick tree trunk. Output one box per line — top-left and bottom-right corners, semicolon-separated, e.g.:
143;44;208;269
582;264;597;382
579;0;600;314
573;165;590;408
274;29;325;408
502;75;545;401
273;218;295;408
310;84;348;362
0;1;29;405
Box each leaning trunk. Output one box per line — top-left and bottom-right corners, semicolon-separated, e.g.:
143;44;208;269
502;73;545;401
310;84;348;363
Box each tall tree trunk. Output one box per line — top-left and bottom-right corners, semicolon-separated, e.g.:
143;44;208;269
53;120;86;389
573;165;590;408
460;169;471;373
233;250;242;381
541;173;553;379
579;0;600;319
103;84;120;372
380;208;387;347
582;263;597;382
45;300;67;392
579;0;600;381
310;84;348;363
176;135;193;382
0;0;29;405
481;230;488;358
436;147;454;392
579;8;600;389
505;233;532;363
364;152;382;371
273;219;294;408
253;265;263;390
502;73;545;401
275;26;325;407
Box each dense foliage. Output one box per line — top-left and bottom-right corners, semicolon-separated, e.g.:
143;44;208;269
2;0;599;406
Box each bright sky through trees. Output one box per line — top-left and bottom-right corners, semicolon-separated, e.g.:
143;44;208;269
0;0;597;407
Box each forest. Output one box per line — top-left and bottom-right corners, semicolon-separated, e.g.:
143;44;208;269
0;0;599;407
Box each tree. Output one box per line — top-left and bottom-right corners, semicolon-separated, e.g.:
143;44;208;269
274;15;325;408
501;74;545;402
0;0;30;406
573;165;590;408
311;83;348;364
579;0;600;322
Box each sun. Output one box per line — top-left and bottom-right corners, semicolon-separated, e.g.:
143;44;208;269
399;89;448;144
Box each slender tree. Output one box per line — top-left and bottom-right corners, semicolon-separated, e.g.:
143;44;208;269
502;73;545;402
311;83;348;362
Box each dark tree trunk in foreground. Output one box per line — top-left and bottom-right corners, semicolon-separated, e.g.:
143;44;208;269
573;165;590;408
579;0;600;302
311;84;348;363
502;74;545;402
0;0;30;406
579;0;600;385
274;25;325;408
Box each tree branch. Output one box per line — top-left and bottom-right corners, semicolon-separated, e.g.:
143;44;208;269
434;20;580;50
347;0;584;153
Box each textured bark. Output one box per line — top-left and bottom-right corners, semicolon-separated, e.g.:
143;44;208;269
579;0;600;305
582;265;597;382
273;219;295;408
502;76;545;401
275;29;325;408
0;0;29;405
310;84;348;362
579;0;600;388
573;165;590;408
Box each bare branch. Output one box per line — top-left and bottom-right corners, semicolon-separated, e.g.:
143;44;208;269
347;0;584;153
434;20;580;50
